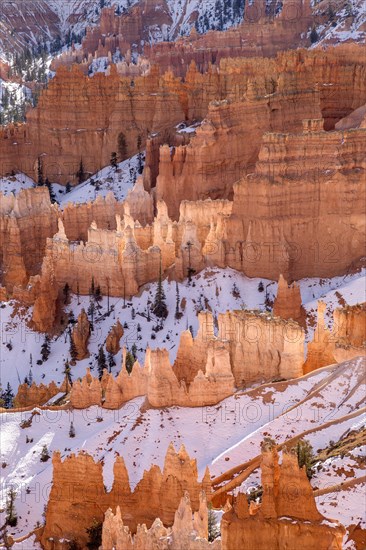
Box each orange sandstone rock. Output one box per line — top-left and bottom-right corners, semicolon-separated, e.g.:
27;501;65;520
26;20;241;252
273;274;306;327
221;446;345;550
71;309;90;360
105;319;124;355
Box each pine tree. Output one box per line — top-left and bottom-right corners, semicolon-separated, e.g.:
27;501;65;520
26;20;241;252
175;281;182;319
6;487;18;527
41;335;51;362
65;182;72;193
40;444;50;462
3;383;14;409
151;261;168;319
28;369;33;386
45;178;57;204
310;25;319;43
37;156;44;186
107;351;116;372
76;158;86;184
97;346;107;379
69;421;76;438
295;439;314;479
258;281;264;292
208;504;220;541
69;332;78;364
125;350;135;374
94;285;102;309
110;151;118;170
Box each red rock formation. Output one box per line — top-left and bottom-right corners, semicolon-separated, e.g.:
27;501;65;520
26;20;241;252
106;319;124;355
217;310;304;387
221;445;345;549
71;309;90;361
101;491;220;550
41;444;211;549
13;380;64;408
304;301;366;373
273;274;306;327
31;256;59;332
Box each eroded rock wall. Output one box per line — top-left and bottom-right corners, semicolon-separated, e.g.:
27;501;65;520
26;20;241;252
41;444;211;549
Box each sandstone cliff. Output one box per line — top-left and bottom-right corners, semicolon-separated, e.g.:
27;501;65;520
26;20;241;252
41;444;211;549
221;445;345;550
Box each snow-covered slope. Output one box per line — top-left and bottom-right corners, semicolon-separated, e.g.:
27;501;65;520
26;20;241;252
1;358;364;544
0;265;364;393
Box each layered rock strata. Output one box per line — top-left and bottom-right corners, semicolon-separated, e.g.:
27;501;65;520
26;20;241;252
41;444;211;549
69;310;303;409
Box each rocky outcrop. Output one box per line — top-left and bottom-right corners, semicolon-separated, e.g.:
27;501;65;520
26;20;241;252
31;256;59;332
221;445;345;550
71;309;90;360
41;444;211;550
304;301;366;373
273;274;306;327
68;310;304;409
217;310;304;387
13;380;65;408
106;319;124;355
102;492;221;550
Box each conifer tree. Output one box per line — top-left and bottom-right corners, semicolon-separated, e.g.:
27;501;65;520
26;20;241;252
37;156;44;186
208;504;220;541
45;177;57;204
125;350;135;374
151;261;168;319
97;346;107;379
69;421;76;438
107;351;116;372
41;335;51;362
3;382;14;409
40;444;50;462
76;158;86;184
175;281;182;319
69;332;78;364
6;487;18;527
110;151;118;170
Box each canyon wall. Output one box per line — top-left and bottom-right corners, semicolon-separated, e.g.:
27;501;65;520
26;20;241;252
41;444;211;549
221;445;345;550
0;45;365;187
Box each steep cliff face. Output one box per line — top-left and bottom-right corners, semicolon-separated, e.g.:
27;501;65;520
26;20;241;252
304;301;366;373
217;310;304;387
221;446;345;550
101;492;220;550
41;444;211;549
1;45;364;187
